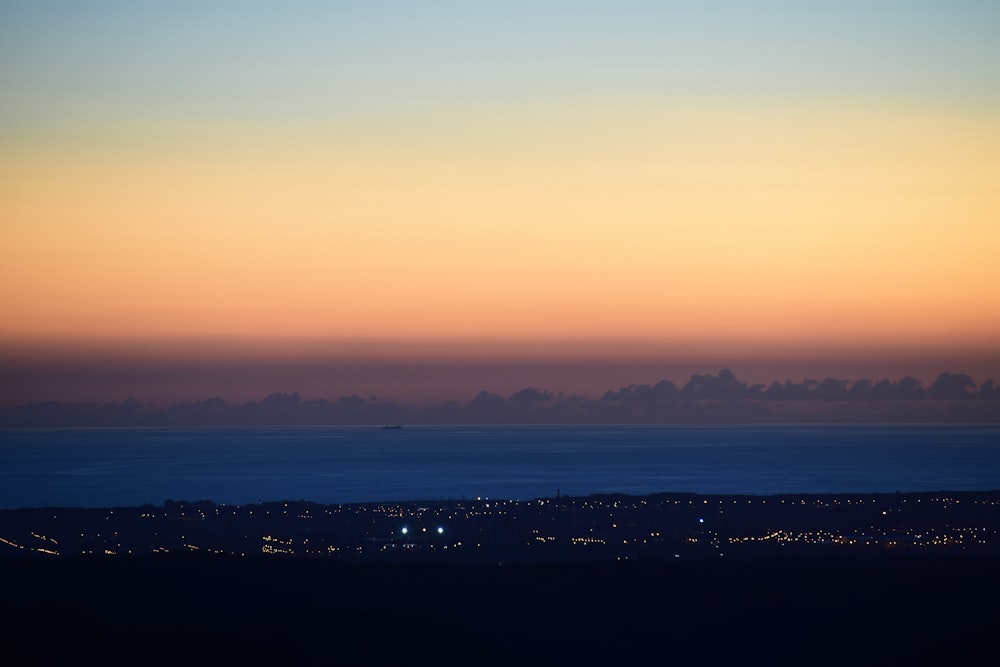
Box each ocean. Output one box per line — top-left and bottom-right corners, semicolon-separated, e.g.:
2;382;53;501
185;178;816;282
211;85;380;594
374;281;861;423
1;425;998;509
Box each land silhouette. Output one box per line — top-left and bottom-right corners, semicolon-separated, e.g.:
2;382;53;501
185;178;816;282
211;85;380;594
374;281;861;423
3;491;998;665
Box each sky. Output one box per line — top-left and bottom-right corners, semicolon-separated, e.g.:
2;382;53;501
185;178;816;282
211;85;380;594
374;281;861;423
2;1;999;404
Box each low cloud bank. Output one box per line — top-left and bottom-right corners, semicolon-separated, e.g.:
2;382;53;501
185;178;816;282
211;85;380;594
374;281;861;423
2;370;998;426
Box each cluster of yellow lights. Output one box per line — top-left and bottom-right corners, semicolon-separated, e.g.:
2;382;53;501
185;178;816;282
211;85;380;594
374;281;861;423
3;494;995;559
728;530;865;546
261;534;295;555
261;544;293;555
0;536;25;550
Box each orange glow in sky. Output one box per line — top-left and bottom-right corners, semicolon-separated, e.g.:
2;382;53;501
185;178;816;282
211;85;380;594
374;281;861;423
3;105;999;351
2;3;999;402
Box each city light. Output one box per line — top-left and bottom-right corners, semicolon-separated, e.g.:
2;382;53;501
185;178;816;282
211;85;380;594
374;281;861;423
0;493;994;561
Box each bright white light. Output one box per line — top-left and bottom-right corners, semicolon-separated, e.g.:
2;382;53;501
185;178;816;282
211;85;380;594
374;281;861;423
698;518;704;523
437;526;444;534
401;526;408;535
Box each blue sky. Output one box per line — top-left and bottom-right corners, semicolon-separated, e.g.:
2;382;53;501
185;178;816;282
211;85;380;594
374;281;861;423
3;0;999;128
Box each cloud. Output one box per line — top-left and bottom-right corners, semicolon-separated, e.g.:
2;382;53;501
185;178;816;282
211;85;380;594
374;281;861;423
509;387;554;403
928;373;977;399
679;369;749;400
1;369;998;426
602;380;679;402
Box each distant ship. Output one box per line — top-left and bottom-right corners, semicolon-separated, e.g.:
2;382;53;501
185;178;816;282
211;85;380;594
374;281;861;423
381;425;403;430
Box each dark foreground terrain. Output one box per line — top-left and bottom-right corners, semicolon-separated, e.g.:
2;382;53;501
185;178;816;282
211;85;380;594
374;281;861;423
2;491;999;665
2;555;997;666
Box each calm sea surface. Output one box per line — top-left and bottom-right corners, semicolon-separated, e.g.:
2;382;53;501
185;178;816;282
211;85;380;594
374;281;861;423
1;425;998;509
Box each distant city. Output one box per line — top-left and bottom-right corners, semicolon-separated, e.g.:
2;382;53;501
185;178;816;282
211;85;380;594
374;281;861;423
2;369;999;426
3;491;998;563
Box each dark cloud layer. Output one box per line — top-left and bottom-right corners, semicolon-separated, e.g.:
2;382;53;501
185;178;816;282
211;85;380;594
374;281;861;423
4;346;999;408
3;370;998;426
